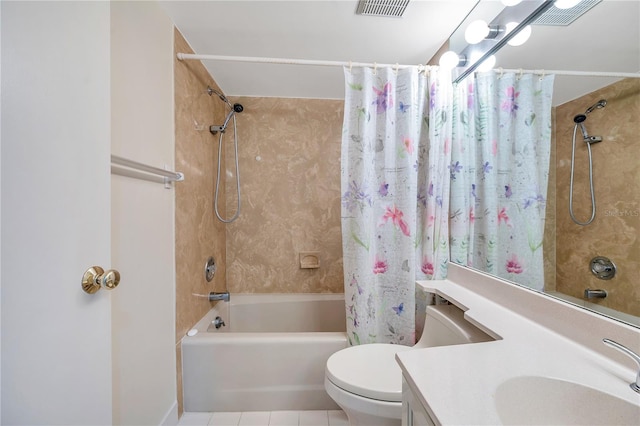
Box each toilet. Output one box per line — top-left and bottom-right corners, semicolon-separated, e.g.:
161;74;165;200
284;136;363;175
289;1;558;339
325;304;492;425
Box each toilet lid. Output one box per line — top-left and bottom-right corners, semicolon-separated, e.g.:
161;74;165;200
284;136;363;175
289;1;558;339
326;343;412;402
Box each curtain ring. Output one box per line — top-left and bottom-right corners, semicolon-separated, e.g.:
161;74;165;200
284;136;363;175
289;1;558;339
394;63;399;75
539;69;545;81
349;61;353;73
517;68;524;80
497;67;504;79
373;62;377;75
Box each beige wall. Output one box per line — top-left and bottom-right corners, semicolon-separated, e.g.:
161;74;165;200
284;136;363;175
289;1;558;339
174;28;229;415
174;29;228;342
225;97;345;294
543;109;557;292
554;78;640;317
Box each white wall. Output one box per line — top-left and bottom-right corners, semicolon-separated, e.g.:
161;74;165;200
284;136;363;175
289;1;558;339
0;3;3;421
110;2;177;425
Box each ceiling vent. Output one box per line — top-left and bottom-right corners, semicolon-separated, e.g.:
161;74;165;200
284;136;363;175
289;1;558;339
356;0;411;18
533;0;601;26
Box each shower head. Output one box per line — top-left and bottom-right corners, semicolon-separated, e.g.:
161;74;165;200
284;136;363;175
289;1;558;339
207;86;231;106
585;99;607;115
573;99;607;144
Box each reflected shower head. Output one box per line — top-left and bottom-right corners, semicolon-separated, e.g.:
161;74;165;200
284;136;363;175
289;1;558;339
585;99;607;115
207;86;231;105
573;99;607;144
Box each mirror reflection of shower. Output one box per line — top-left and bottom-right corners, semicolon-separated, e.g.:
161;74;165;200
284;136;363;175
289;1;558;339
207;86;243;223
569;99;607;226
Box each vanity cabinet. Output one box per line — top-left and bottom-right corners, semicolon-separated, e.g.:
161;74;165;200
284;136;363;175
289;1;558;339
402;377;435;426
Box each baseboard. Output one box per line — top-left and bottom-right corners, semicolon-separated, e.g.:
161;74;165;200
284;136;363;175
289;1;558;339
160;401;178;426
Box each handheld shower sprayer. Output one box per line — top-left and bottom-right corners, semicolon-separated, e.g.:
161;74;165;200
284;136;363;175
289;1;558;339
213;103;244;134
206;86;244;134
569;99;607;226
573;99;607;144
206;86;243;223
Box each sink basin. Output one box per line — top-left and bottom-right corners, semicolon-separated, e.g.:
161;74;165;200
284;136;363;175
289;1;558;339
495;376;640;425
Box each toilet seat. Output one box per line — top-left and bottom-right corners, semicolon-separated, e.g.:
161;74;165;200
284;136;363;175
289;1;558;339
325;343;412;402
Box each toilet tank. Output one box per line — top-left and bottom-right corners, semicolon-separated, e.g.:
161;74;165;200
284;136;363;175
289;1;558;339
414;304;493;348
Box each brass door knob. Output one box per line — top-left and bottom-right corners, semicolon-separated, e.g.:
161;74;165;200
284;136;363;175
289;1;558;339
82;266;121;294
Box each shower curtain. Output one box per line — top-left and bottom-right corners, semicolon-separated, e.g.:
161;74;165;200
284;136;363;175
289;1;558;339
341;67;554;345
448;72;555;290
341;67;451;345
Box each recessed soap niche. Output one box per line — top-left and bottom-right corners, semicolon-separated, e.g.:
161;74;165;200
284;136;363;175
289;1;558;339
299;251;320;269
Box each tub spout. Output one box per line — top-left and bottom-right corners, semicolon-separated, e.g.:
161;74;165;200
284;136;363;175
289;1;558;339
584;289;607;299
209;291;230;302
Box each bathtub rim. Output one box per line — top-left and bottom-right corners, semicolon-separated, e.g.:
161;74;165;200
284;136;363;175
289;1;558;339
187;293;346;335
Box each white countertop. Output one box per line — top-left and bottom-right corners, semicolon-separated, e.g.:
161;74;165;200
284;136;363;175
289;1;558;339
396;265;640;425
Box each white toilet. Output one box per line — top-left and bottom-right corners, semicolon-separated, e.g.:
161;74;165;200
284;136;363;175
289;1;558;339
325;304;492;425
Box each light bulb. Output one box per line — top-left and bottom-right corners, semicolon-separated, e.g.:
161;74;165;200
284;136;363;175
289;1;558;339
554;0;581;9
501;0;522;6
465;20;490;45
470;52;496;72
439;51;463;70
505;22;532;46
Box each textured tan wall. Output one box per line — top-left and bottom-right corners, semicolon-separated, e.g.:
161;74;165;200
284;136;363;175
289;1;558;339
543;109;557;292
174;28;229;414
555;78;640;317
174;28;228;341
224;97;345;293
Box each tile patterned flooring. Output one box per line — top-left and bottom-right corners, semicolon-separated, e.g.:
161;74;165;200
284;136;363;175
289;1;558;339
178;410;349;426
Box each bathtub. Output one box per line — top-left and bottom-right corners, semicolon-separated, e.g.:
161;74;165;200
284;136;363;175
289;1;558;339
181;293;348;412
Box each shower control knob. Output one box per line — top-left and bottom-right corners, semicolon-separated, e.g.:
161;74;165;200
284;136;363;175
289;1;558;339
205;256;216;282
590;256;616;280
213;316;226;329
81;266;121;294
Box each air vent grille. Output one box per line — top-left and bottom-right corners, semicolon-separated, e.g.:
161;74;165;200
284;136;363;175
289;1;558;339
533;0;601;26
356;0;411;18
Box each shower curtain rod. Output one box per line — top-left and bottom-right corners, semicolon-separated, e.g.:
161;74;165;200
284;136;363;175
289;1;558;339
177;53;640;79
493;68;640;79
176;53;424;70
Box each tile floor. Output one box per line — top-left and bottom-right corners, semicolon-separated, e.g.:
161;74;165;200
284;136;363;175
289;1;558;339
178;410;349;426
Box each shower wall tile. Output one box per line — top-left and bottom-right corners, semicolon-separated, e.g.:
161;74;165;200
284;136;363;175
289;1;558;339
555;78;640;317
543;109;557;292
174;28;228;344
225;97;345;293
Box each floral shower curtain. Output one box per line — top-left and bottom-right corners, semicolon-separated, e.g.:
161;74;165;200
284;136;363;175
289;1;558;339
341;67;451;346
449;72;555;290
341;68;554;346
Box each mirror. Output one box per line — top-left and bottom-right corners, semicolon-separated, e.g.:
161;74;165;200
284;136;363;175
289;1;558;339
450;0;640;327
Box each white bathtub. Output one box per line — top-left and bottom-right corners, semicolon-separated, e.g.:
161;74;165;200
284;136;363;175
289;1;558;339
182;293;348;412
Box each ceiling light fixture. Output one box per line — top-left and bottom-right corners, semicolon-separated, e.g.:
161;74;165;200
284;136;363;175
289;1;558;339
453;0;556;84
505;22;532;46
470;52;496;72
464;20;502;44
439;51;467;70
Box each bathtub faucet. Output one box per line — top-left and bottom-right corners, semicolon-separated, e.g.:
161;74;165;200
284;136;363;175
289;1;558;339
209;291;230;302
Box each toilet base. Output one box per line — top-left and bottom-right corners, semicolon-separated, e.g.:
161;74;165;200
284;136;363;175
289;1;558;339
338;407;401;426
325;377;401;426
